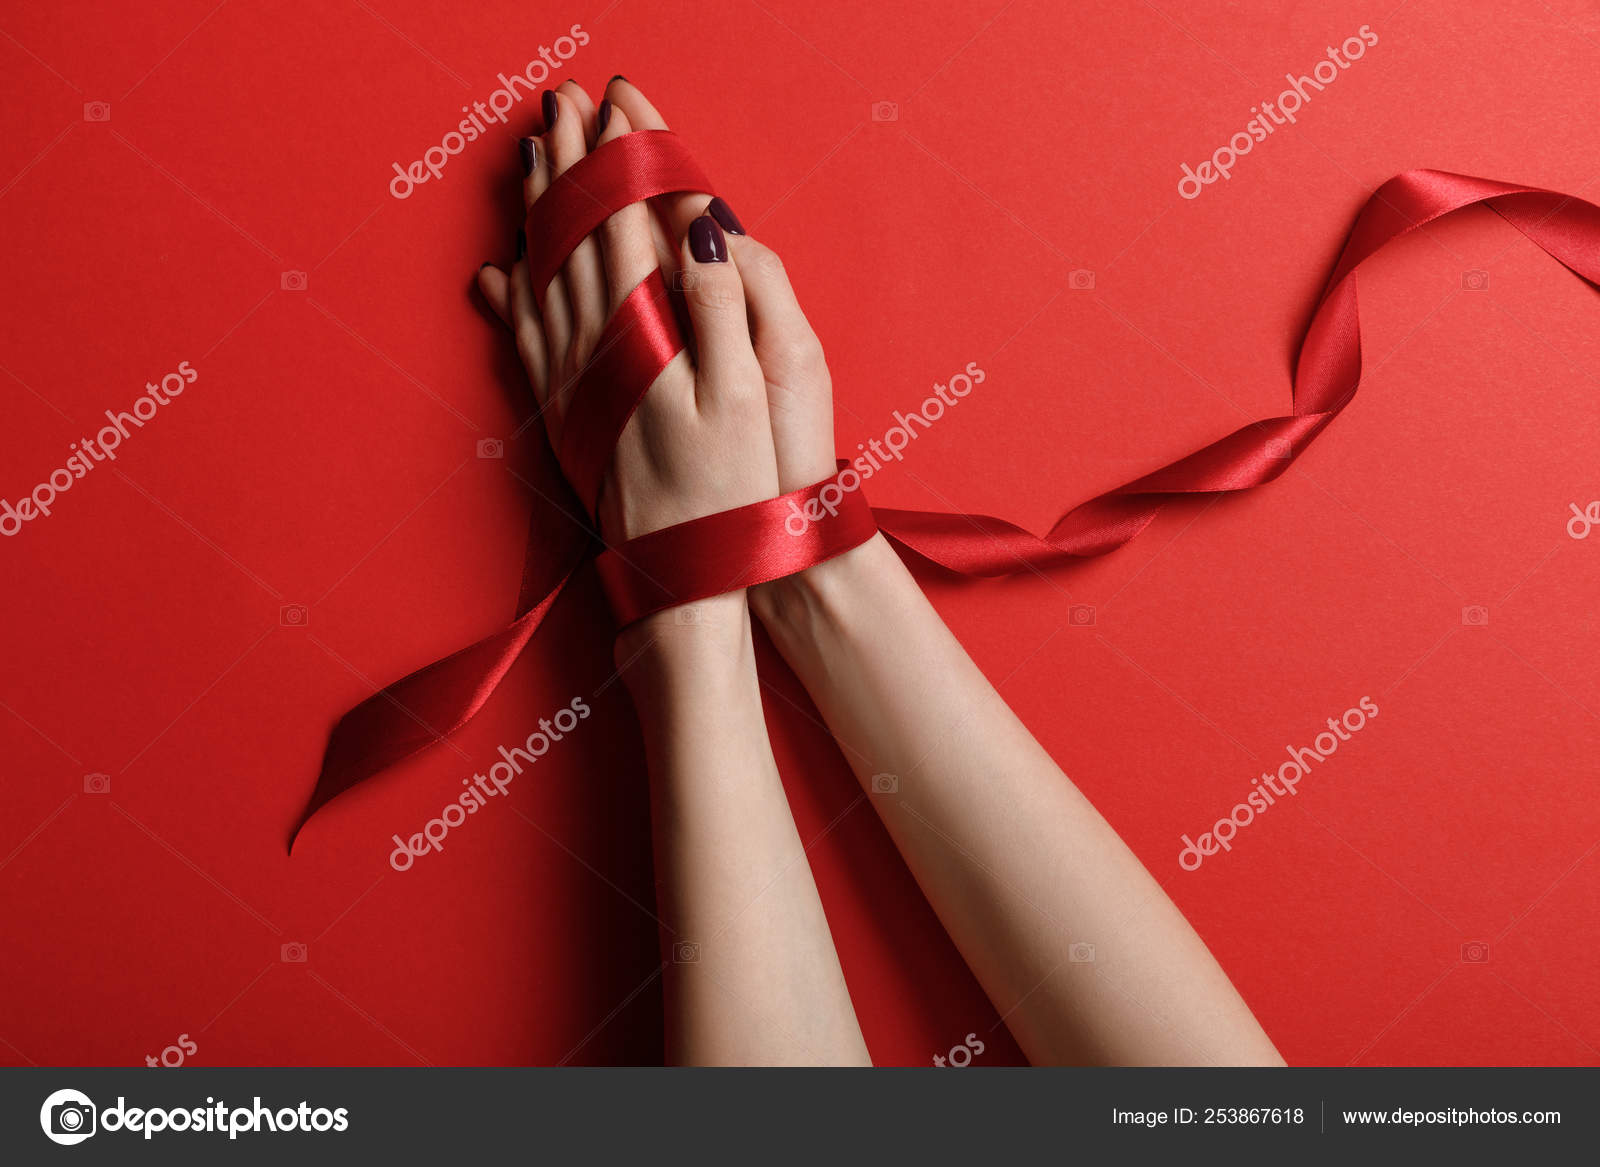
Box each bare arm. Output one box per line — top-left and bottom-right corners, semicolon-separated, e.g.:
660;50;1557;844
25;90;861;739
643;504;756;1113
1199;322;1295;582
751;536;1281;1064
618;596;869;1065
478;80;868;1066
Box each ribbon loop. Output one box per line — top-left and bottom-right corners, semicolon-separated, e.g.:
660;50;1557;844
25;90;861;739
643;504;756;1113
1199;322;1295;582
556;269;687;516
523;129;714;298
595;475;880;626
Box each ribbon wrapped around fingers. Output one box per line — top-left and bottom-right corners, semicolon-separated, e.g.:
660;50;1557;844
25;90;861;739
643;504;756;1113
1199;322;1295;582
288;132;1600;850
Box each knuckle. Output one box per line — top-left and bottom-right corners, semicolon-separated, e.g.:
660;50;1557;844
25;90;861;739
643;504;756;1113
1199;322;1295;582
687;275;743;316
771;327;825;371
750;243;787;281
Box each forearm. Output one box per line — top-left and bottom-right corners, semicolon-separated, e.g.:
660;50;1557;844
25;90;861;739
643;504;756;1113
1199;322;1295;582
752;535;1282;1066
618;593;870;1066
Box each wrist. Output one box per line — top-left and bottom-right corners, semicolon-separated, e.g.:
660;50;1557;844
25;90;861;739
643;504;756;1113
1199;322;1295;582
612;591;755;694
749;531;897;637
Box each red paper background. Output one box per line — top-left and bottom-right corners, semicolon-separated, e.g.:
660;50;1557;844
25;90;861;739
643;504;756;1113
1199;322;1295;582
3;0;1599;1067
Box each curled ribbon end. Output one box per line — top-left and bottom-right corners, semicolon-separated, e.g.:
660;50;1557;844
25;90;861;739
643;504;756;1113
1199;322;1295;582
286;785;336;857
296;152;1600;853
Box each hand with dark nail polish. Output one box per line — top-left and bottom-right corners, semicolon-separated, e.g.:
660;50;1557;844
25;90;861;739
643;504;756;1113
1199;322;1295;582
461;77;1286;1077
689;215;727;263
519;137;537;176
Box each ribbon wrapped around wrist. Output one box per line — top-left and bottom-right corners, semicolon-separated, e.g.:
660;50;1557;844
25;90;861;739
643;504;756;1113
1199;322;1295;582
287;129;1600;850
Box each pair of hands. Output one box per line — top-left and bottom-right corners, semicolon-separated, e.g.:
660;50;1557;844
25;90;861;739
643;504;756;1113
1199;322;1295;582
477;77;838;553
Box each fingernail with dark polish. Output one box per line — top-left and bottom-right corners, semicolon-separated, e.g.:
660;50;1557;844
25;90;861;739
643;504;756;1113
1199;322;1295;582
689;215;727;263
518;136;537;175
609;74;628;84
479;261;492;270
706;197;745;235
541;90;558;129
516;229;526;261
597;99;611;133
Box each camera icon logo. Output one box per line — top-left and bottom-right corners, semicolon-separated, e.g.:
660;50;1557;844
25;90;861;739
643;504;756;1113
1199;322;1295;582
674;605;705;625
673;941;700;963
84;772;111;794
1068;604;1096;627
870;772;899;795
1461;941;1490;963
1461;269;1489;291
40;1088;96;1145
1461;605;1489;627
672;269;701;291
476;438;504;459
1068;269;1096;291
281;942;308;962
280;603;308;627
83;102;110;122
1069;941;1096;963
281;270;308;292
871;101;899;122
1265;437;1293;460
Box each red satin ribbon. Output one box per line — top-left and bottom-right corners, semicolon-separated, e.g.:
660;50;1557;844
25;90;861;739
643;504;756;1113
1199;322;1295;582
870;173;1600;573
556;268;685;515
524;129;713;302
595;478;880;626
289;138;1600;850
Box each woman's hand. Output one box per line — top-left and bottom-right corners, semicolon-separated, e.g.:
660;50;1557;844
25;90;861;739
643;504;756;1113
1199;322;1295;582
476;80;873;1065
475;81;781;545
592;80;840;497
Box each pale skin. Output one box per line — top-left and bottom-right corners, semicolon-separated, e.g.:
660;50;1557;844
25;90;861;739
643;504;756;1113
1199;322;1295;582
479;78;1282;1067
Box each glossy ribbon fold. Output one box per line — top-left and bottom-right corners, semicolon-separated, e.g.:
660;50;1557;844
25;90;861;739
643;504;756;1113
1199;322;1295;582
289;139;1600;850
870;173;1600;574
595;477;880;626
556;268;685;515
